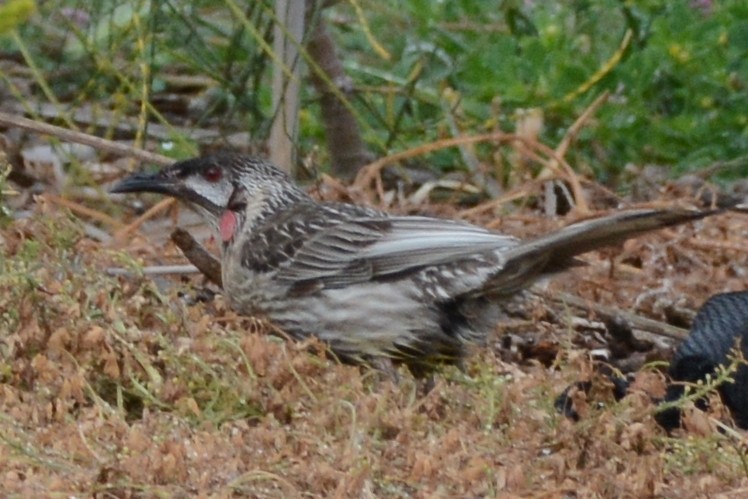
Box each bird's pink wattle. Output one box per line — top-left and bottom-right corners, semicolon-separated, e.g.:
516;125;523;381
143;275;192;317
219;211;237;242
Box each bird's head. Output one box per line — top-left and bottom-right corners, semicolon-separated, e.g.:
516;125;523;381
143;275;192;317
111;154;307;231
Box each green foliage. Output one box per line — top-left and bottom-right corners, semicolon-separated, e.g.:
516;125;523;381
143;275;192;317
0;0;36;35
0;162;15;224
4;0;748;183
5;0;275;154
343;0;748;179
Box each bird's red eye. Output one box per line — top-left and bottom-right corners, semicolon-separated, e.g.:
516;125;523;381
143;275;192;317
202;166;222;182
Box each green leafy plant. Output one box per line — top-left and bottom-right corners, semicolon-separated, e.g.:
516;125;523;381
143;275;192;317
3;0;748;183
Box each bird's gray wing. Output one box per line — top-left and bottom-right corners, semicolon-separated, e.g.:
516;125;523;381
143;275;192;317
275;216;518;289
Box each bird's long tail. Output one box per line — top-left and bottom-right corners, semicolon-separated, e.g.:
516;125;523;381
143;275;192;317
481;207;721;294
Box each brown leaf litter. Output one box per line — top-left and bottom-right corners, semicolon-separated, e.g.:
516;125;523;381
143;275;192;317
2;182;748;497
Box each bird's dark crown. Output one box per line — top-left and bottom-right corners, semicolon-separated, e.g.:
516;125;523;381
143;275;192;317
170;154;295;184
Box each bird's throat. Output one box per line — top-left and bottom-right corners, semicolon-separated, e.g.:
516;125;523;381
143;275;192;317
219;211;238;242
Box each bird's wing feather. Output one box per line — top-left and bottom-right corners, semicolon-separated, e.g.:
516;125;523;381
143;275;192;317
276;216;518;288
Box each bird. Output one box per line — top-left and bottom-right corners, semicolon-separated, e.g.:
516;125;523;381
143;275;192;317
556;291;748;430
111;153;722;374
656;291;748;430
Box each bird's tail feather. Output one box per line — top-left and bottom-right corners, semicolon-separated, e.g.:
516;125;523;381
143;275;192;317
481;207;721;294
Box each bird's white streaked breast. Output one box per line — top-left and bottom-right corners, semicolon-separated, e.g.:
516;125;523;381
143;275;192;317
223;256;434;357
268;282;430;356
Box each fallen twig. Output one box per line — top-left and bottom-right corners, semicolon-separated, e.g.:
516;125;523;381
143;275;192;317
546;91;611;214
170;228;223;287
555;92;610;161
113;198;176;242
458;182;538;219
106;264;201;277
352;131;593;217
353;132;520;193
545;290;689;342
0;111;172;166
685;236;748;254
44;193;126;229
82;223;113;243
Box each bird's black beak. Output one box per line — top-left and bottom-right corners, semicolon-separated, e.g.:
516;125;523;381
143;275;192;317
110;170;178;196
110;161;224;220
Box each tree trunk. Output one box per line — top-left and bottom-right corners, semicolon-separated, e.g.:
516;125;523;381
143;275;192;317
268;0;306;174
306;8;373;179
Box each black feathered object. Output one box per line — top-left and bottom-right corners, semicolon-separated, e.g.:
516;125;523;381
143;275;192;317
556;291;748;430
656;291;748;430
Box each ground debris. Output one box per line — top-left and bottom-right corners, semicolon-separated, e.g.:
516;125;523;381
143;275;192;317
2;182;748;496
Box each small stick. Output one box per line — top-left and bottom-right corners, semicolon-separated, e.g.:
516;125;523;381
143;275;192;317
106;264;201;277
44;193;126;229
550;91;611;214
555;91;610;160
0;111;172;166
170;228;223;287
546;291;689;341
113;197;175;241
685;237;748;254
353;132;521;191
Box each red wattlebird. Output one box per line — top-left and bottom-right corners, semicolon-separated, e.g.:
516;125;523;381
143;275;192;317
112;154;720;374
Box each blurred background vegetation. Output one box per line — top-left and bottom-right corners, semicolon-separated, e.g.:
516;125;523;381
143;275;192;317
1;0;747;189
